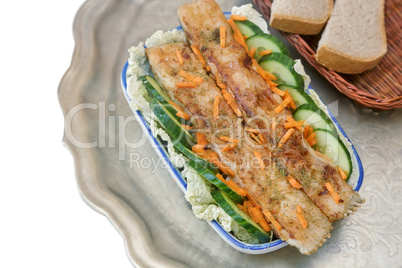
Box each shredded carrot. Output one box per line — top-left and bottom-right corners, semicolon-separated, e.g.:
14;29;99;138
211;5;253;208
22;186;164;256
249;46;256;58
253;151;265;170
284;90;297;109
210;158;234;176
246;193;261;209
213;95;220;119
216;77;226;89
315;150;332;162
278;128;294;148
258;133;266;144
243;200;253;211
168;101;191;120
306;132;316;144
249;207;271;232
245;127;260;134
308;126;314;137
271;87;285;97
308;138;317;146
226;180;248;197
190;44;206;68
266;80;278;88
231;14;247;21
206;65;211;72
295;205;308;229
227;18;249;53
265;71;277;81
181;124;193;130
237;204;248;214
196;133;208;148
272;118;277;132
259;49;272;56
303;125;311;139
221;90;242;117
176;111;191;120
216;173;226;184
222;142;238;152
338;166;347;180
179;70;203;84
249;132;262;144
286;115;294;122
219;136;240;143
220;25;226;48
284;120;305;131
274;96;293;113
325;182;341;203
287;175;302;189
176;49;184;65
252;59;267;80
262;210;282;231
192;146;205;154
176;82;197;88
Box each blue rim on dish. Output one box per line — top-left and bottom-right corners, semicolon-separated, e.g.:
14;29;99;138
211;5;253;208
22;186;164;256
120;60;364;254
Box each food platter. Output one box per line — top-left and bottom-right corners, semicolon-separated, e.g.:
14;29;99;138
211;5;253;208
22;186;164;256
120;10;364;251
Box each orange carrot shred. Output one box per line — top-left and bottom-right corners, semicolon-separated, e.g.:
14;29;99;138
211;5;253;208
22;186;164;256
272;118;277;132
338;166;347;180
176;49;184;65
176;111;190;120
249;132;262;144
278;128;294;148
315;150;332;162
221;90;242;117
287;175;302;189
271;87;285;97
284;120;305;131
259;49;272;56
304;125;311;139
190;44;206;68
216;77;226;89
274;96;293;113
258;133;266;144
222;142;238;152
220;25;226;48
306;132;316;143
231;14;247;21
216;173;226;184
245;127;260;134
196;133;208;148
181;124;192;130
308;138;317;146
246;193;261;209
179;69;203;84
253;151;265;170
262;210;282;231
325;182;341;203
227;18;249;53
284;90;297;109
266;80;278;88
206;65;211;72
249;46;256;58
295;205;308;229
249;207;271;232
168;100;184;112
265;71;277;81
176;82;197;88
226;180;248;197
237;204;248;214
219;136;240;143
213;95;220;119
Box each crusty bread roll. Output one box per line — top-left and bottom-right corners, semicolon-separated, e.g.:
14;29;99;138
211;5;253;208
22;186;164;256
269;0;333;35
316;0;387;74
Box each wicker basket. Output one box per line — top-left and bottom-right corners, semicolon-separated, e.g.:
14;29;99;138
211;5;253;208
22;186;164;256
254;0;402;110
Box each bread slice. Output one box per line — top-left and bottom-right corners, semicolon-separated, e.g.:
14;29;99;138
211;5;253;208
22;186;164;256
269;0;333;35
316;0;387;74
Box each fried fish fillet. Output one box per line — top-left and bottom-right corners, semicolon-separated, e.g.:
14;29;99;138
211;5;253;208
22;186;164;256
146;42;332;254
177;0;362;222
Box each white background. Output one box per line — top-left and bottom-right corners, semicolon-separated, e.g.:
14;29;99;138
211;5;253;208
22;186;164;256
0;1;133;267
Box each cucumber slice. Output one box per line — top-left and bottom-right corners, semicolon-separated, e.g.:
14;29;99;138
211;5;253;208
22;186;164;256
293;104;336;132
234;20;263;39
212;190;271;243
140;75;171;104
278;85;316;108
246;34;290;61
189;160;245;204
259;53;303;89
150;98;195;148
314;129;352;180
174;142;219;174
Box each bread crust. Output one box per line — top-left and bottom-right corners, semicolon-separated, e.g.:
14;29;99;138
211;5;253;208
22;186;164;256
269;0;333;35
270;15;327;35
315;45;387;74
